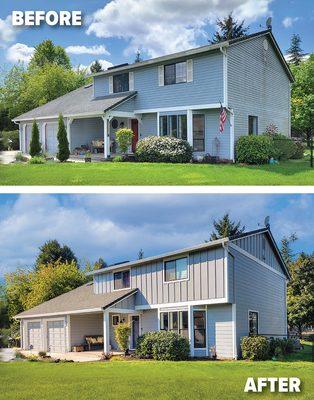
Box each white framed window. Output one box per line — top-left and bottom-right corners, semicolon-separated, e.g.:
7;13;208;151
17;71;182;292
113;73;129;93
248;115;258;135
164;61;187;85
113;269;131;290
159;114;187;140
193;114;205;151
248;310;259;335
164;256;188;282
193;310;206;349
160;310;189;339
112;315;120;326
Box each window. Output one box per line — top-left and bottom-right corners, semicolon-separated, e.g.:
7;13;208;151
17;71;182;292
159;115;187;140
193;310;206;348
164;62;187;85
193;114;205;151
249;311;259;335
160;311;188;339
113;270;130;290
164;257;188;282
113;73;129;93
112;315;120;326
248;116;258;135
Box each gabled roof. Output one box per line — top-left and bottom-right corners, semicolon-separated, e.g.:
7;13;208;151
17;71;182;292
13;86;137;122
92;30;293;82
15;284;137;318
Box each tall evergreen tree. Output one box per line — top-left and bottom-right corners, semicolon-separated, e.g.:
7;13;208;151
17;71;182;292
93;257;107;270
134;50;142;63
29;40;71;70
286;34;304;65
209;212;245;241
281;233;298;266
138;249;144;259
57;114;70;162
210;13;249;44
90;60;103;73
29;120;41;157
35;239;77;269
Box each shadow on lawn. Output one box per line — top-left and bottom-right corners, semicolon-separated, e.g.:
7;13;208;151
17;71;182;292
281;342;314;362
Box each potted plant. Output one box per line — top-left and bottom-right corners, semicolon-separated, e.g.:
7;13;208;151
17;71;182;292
84;151;92;163
210;345;217;360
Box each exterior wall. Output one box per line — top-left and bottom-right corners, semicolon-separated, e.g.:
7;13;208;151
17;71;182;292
232;233;284;274
112;97;136;113
111;295;135;310
70;313;103;347
94;247;226;306
231;247;287;357
227;35;291;140
139;113;157;139
207;304;234;358
201;109;230;159
70;117;103;151
93;51;224;109
140;309;158;333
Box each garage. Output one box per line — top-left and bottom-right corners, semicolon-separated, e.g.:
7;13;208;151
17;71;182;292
47;320;66;353
27;321;42;350
45;123;58;155
25;124;32;154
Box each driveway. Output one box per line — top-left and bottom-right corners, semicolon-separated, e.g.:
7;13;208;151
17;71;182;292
0;348;16;361
0;151;19;164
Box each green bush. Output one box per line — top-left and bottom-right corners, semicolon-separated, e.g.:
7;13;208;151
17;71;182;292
272;134;296;160
0;130;19;150
136;331;190;361
29;121;42;157
112;155;123;162
241;336;270;360
291;141;305;159
115;128;134;154
136;136;193;163
0;328;10;348
236;135;274;164
28;156;46;164
269;338;294;357
114;322;131;355
15;152;27;162
57;114;70;162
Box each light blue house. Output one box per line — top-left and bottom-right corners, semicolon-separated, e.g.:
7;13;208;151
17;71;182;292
16;228;290;359
14;30;293;161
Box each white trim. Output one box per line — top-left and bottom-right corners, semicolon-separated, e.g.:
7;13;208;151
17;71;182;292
223;244;229;302
112;314;120;326
229;109;235;161
220;47;228;105
109;308;136;314
157;111;160;136
284;281;288;336
67;315;71;352
248;309;259;335
129;313;141;350
163;254;189;284
22;124;26;153
108;111;136;119
112;268;131;291
134;103;222;114
15;308;103;319
103;310;110;353
205;305;209;356
188;305;194;357
14;111;105;123
102;115;109;158
66;118;73;151
135;298;228;311
228;243;287;280
41;122;47;152
187;109;193;146
232;304;237;359
192;309;207;351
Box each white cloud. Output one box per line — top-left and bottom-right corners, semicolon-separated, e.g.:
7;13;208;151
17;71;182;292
65;44;110;55
282;16;299;28
6;42;35;63
0;15;19;47
76;59;113;73
86;0;272;57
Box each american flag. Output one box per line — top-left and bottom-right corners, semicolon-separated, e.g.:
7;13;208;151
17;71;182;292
219;105;227;133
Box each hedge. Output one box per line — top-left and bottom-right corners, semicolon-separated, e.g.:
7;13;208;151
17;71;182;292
241;336;270;360
236;135;274;164
136;136;193;163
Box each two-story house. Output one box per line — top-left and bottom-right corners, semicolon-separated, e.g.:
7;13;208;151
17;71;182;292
16;227;290;359
13;30;293;161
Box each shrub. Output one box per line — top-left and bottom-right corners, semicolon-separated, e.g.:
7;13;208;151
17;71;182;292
269;338;294;357
112;155;123;162
29;121;42;157
241;336;270;360
28;156;46;164
57;114;70;162
15;152;27;162
115;128;134;154
0;328;10;348
136;136;193;163
136;331;190;361
272;134;296;160
236;135;274;164
291;141;305;159
114;322;131;355
38;351;47;358
0;130;19;150
264;123;279;136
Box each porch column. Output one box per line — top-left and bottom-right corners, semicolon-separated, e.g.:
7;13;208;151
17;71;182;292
66;118;73;152
188;305;194;357
103;310;110;353
187;109;193;147
66;315;71;352
102;115;110;158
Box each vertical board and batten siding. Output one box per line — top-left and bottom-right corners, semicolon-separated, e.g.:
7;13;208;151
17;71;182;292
227;35;291;139
111;295;135;310
70;313;103;347
207;304;234;358
94;247;226;306
232;233;285;275
231;247;287;354
93;52;224;109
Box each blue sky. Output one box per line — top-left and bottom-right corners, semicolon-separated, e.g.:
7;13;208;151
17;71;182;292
0;0;313;71
0;193;313;277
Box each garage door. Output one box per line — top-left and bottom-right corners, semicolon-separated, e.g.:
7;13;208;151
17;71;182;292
27;322;42;350
46;123;58;155
47;320;66;353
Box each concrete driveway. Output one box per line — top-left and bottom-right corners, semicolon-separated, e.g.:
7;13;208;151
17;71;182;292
0;150;19;164
0;348;16;361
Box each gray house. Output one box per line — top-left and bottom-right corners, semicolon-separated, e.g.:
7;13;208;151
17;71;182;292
16;228;290;359
13;30;293;161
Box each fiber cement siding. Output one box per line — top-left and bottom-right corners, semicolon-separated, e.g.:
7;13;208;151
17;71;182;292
207;304;233;358
70;117;103;151
141;309;158;334
70;313;103;347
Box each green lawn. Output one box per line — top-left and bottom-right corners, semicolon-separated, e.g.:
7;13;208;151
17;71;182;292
0;156;313;185
0;343;313;400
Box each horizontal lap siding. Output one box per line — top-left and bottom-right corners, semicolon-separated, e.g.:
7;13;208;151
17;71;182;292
113;97;136;112
93;75;108;98
207;304;233;358
70;117;103;151
202;110;231;159
140;113;157;138
95;247;225;306
70;314;102;347
228;36;290;141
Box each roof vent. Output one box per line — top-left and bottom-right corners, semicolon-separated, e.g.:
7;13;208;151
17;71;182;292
107;63;129;71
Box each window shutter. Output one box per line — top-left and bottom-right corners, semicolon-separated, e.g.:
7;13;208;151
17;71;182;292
129;71;134;91
187;59;193;82
158;65;164;86
109;76;113;94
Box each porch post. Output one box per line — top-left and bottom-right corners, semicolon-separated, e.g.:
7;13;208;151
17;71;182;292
41;123;47;153
187;109;193;147
66;315;71;352
103;310;110;353
102;115;109;158
188;305;194;357
66;118;73;152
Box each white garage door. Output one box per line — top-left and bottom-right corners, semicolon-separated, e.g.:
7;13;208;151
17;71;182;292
47;320;66;353
27;322;42;350
46;123;58;155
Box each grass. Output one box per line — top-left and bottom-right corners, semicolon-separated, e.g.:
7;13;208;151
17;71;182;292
0;156;313;186
0;343;313;400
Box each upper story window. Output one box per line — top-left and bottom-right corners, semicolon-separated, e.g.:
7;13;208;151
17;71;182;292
113;269;130;290
248;115;258;135
164;257;188;282
164;61;187;85
248;311;259;335
159;114;187;140
113;73;129;93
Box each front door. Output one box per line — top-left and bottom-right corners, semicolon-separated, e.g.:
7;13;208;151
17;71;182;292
131;315;140;349
131;119;139;153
